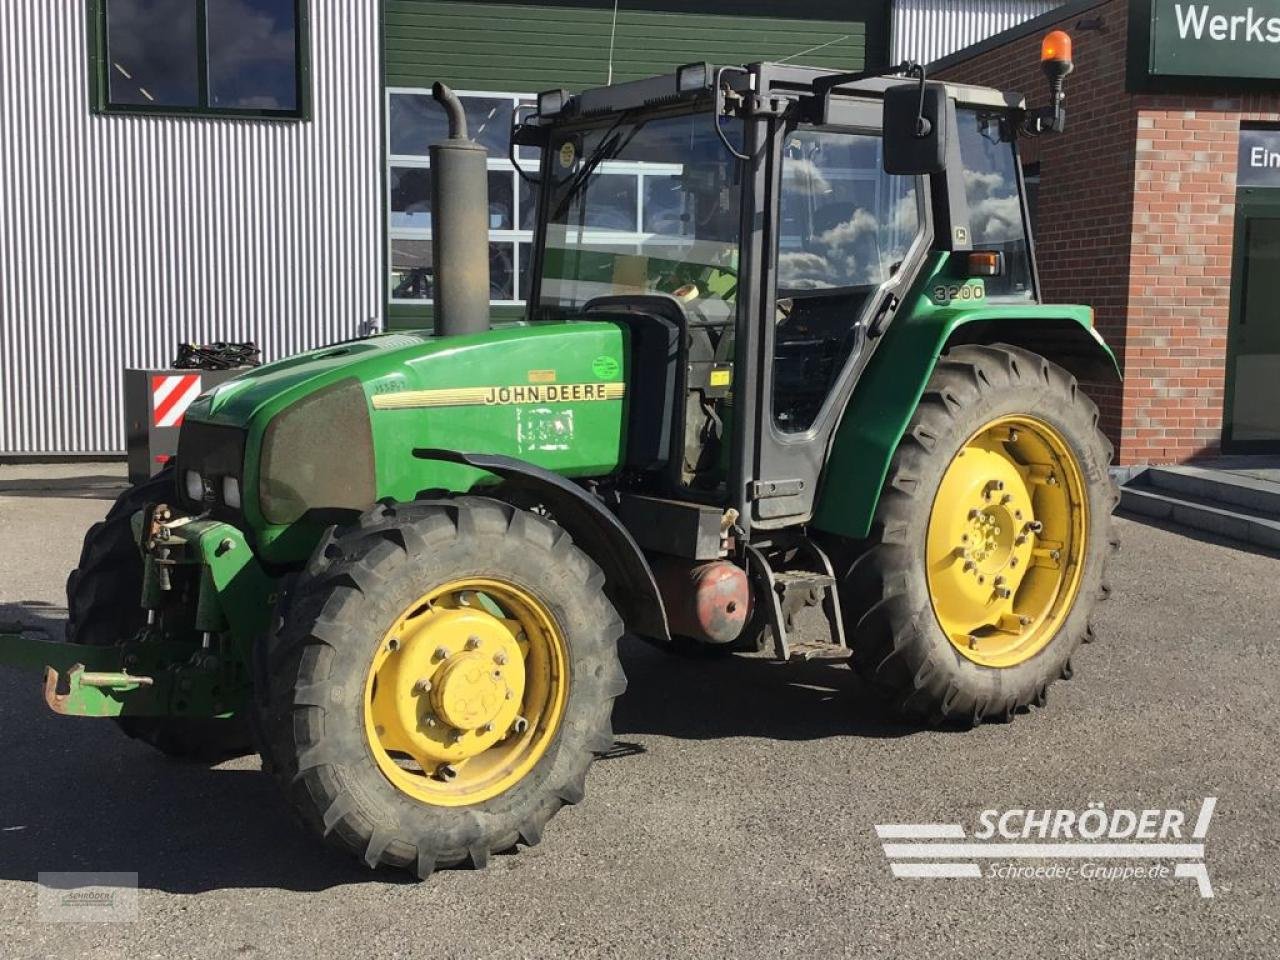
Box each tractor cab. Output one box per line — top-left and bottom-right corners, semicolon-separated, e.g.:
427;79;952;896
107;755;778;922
512;58;1061;531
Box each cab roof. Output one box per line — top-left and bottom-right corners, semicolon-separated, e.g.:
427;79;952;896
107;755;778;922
551;61;1025;123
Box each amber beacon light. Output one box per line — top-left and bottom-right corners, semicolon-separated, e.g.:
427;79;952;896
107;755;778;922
1025;30;1074;135
1041;30;1074;70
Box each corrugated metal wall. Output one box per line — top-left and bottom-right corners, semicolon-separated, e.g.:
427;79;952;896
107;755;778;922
892;0;1065;65
0;2;382;455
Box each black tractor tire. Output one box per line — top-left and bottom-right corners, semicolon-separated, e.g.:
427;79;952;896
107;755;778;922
65;469;255;761
260;497;626;876
842;344;1119;725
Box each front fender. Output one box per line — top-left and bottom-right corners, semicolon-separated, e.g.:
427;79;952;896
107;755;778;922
811;298;1119;541
415;449;671;642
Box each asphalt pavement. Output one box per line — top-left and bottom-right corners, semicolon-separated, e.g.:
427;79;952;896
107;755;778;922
0;463;1277;959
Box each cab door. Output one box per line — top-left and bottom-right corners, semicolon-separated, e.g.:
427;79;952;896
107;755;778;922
745;107;931;526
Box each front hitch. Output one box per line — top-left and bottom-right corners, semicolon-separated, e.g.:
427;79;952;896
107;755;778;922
0;515;271;720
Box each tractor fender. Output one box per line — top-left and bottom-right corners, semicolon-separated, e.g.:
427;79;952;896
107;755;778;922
811;307;1120;541
414;449;671;642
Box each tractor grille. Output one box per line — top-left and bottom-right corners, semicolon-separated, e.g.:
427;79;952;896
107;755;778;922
174;421;247;515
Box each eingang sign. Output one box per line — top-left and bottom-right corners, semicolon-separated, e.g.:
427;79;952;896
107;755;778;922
1238;127;1280;188
1130;0;1280;88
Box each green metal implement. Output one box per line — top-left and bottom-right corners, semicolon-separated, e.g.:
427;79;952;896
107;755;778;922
0;514;269;720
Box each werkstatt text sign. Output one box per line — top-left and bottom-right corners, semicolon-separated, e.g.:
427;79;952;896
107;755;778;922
1148;1;1280;79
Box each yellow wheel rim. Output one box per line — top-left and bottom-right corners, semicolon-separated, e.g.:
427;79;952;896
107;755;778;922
925;415;1088;668
363;578;568;807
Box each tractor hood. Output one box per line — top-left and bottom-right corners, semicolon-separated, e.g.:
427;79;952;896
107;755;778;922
185;330;439;427
176;321;630;565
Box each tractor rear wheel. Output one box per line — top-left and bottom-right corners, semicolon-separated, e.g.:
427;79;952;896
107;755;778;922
66;469;255;761
842;344;1118;725
260;498;625;876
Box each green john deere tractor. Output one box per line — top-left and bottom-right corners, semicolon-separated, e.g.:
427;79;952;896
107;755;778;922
1;34;1119;876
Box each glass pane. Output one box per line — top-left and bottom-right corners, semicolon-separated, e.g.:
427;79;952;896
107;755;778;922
390;167;432;230
491;242;516;300
391;240;517;302
957;110;1034;299
518;240;534;300
1229;218;1280;443
105;0;198;107
390;168;514;231
206;0;298;110
390;239;433;300
389;93;513;158
773;129;920;433
517;97;539;161
642;175;684;233
519;175;538;230
541;113;742;322
488;173;514;230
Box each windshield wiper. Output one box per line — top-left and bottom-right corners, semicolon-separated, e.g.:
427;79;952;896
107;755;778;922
551;113;644;220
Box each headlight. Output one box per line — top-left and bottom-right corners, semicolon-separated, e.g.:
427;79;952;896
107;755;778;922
259;380;375;524
222;476;242;510
185;470;205;502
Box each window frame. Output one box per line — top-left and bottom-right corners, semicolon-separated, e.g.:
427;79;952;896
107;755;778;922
766;118;931;442
386;87;538;308
88;0;311;120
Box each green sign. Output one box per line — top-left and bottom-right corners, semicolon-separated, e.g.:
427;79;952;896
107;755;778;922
1147;1;1280;81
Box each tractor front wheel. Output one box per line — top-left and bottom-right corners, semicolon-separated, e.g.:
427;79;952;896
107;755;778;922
843;344;1118;725
260;498;625;876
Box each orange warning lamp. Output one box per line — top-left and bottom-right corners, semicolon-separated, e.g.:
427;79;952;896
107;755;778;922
1041;30;1073;68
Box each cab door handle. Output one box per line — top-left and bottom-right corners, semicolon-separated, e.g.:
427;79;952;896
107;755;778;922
868;293;900;339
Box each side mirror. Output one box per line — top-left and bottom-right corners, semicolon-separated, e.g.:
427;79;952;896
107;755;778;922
883;82;948;176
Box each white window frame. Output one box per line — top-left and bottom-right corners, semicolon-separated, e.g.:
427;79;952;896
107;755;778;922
386;87;538;307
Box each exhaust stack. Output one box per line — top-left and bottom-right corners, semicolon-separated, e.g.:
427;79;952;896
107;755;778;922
429;82;490;337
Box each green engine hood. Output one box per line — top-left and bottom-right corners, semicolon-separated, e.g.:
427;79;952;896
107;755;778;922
180;321;630;565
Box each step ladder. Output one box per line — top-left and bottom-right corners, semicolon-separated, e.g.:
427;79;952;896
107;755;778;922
743;538;849;661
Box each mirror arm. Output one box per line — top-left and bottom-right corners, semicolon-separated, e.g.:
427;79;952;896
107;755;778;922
807;60;924;126
713;66;754;162
510;105;543;185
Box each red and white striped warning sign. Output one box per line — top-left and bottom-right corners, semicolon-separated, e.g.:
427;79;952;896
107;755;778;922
152;374;203;428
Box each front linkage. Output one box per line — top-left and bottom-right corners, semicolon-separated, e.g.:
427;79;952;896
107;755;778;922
0;506;268;722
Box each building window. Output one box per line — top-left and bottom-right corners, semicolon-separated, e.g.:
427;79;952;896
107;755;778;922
387;89;537;306
95;0;307;118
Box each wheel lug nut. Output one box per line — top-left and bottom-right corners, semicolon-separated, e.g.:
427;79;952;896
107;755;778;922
995;587;1012;599
512;716;529;735
1050;549;1061;562
969;509;982;520
437;763;458;781
1026;520;1043;533
1001;494;1013;505
466;635;482;650
433;646;450;661
494;651;509;665
963;560;976;572
413;677;432;694
480;721;494;734
1019;615;1032;626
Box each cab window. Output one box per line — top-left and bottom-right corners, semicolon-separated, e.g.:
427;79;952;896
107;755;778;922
773;128;921;433
956;109;1035;300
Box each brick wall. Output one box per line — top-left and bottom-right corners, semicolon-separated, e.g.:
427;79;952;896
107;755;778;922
938;0;1280;465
